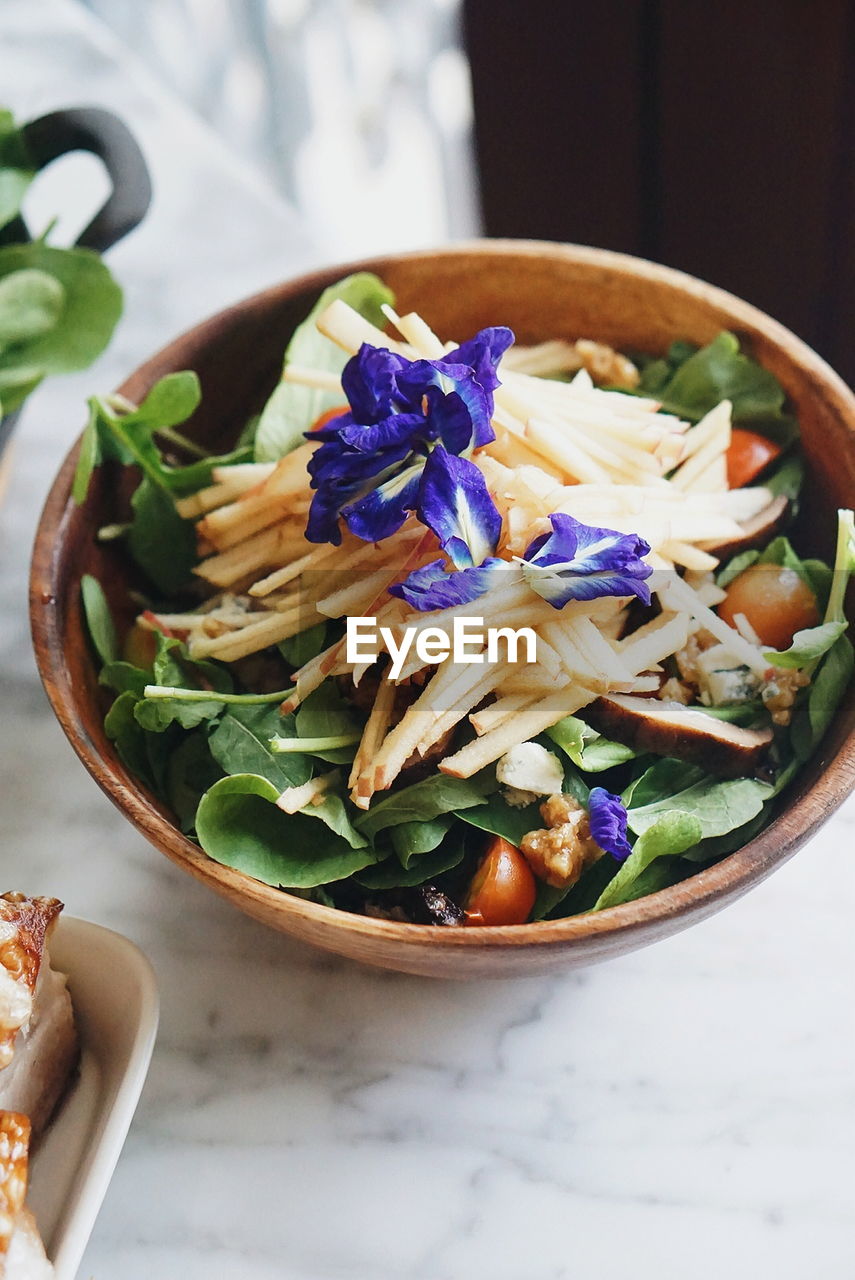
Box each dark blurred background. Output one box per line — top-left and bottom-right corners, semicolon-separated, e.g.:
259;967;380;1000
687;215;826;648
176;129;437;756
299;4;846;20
464;0;855;385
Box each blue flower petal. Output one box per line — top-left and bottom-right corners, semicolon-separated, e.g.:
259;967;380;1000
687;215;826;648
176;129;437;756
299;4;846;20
343;462;424;542
521;513;652;609
340;345;408;422
417;447;502;569
588;787;632;862
442;326;515;396
389;557;508;611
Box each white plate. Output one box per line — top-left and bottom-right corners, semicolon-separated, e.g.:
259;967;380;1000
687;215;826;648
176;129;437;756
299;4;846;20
26;917;159;1280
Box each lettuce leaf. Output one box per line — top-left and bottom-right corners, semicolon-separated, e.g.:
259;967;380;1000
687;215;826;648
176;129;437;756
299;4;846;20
254;272;395;462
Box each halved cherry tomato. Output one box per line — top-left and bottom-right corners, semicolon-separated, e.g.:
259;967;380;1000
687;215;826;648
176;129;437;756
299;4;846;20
463;836;536;926
309;406;349;432
725;429;782;489
719;563;819;650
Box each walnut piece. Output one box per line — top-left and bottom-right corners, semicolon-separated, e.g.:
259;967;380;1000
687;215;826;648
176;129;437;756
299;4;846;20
520;794;603;889
574;339;640;388
762;668;810;725
658;676;693;705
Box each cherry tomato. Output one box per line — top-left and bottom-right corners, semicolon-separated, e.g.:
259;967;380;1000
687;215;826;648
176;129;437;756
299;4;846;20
725;429;782;488
309;406;349;432
463;836;537;926
719;563;819;649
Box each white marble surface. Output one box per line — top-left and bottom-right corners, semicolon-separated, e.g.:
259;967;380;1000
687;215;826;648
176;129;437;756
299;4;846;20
3;4;855;1277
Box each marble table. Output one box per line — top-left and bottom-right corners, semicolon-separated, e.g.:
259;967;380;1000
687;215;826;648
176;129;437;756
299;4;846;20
3;3;855;1277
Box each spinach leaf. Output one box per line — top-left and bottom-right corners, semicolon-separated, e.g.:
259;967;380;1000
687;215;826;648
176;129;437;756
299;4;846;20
294;682;364;762
104;690;159;789
791;634;855;762
80;573;118;665
209;704;311;789
644;331;798;443
254;272;394;462
165;730;224;833
533;855;617;920
625;762;772;840
389;815;454;868
356;774;491;840
546;714;637;772
0;243;121;413
126;477;197;595
302;793;368;849
765;620;847;669
0;109;35;230
195;774;378;886
134;635;233;729
355;841;465;888
763;451;805;502
454;793;541;845
279;621;328;667
99;660;149;697
594;814;703;910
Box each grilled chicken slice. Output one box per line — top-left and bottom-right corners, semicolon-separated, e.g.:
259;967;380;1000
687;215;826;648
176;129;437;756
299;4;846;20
0;1112;52;1278
700;494;789;561
0;897;77;1138
586;695;773;778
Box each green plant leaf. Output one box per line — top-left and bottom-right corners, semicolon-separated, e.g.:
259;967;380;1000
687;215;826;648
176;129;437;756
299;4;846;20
80;573;118;665
355;840;464;888
302;793;368;849
126;477;197;595
0;269;64;347
0;243;122;411
594;813;703;911
355;774;491;841
791;634;855;762
209;704;311;789
0;109;35;230
389;815;454;868
625;762;772;840
765;620;847;669
165;730;225;833
454;793;541;845
195;773;378;887
294;682;364;763
254;272;395;462
546;714;637;772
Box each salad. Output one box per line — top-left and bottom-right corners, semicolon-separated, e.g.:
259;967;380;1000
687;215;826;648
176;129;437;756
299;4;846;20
76;273;855;926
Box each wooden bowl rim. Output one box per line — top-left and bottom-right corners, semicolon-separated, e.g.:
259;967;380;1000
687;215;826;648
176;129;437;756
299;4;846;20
29;238;855;954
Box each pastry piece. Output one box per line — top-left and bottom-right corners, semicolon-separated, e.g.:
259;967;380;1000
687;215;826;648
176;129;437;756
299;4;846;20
0;897;77;1137
0;1111;52;1278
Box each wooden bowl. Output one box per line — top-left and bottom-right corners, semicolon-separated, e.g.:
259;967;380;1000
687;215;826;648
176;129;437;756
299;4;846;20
29;241;855;978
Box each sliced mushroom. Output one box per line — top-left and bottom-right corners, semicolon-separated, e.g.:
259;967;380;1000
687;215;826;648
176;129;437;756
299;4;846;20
585;694;773;778
701;494;789;561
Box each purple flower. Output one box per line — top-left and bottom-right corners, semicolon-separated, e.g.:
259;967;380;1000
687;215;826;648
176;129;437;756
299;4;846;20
417;447;502;568
304;327;513;545
521;513;652;609
390;557;508;611
588;787;632;862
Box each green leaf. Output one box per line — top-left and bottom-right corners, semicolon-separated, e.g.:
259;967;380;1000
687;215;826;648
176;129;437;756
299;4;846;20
763;451;805;502
80;574;118;665
302;793;368;849
765;620;847;669
0;269;64;347
0;109;35;230
594;814;703;911
254;272;395;462
195;774;378;887
454;793;541;845
165;730;224;834
0;243;122;411
104;690;156;788
389;815;454;868
279;621;328;667
126;478;197;595
625;762;772;840
72;401;103;505
99;660;149;697
356;774;491;841
648;331;798;443
546;714;637;772
208;704;311;789
355;840;464;888
791;634;855;762
294;682;364;763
